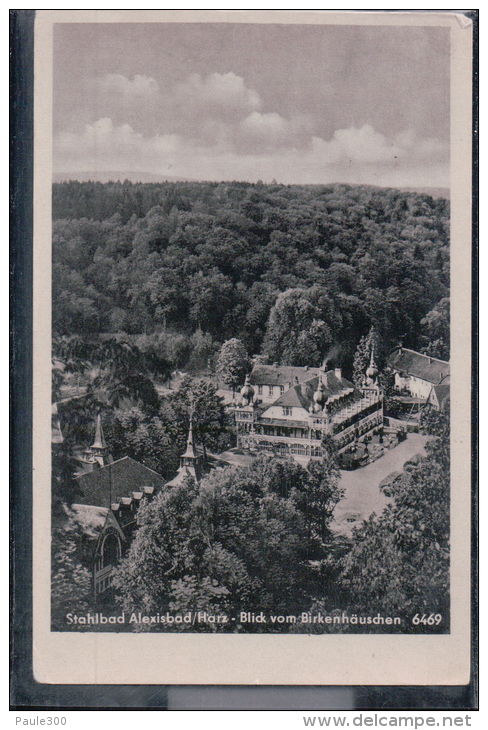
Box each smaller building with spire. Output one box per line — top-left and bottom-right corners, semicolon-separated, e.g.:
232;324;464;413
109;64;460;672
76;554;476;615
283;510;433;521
63;414;210;599
166;419;206;487
73;414;165;509
75;412;114;473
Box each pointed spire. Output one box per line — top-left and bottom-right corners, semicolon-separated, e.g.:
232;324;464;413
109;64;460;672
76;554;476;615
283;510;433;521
166;414;204;486
369;342;376;369
181;416;197;460
91;413;107;450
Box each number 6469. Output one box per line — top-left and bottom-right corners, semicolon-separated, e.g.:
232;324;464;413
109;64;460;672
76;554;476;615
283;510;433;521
412;613;443;626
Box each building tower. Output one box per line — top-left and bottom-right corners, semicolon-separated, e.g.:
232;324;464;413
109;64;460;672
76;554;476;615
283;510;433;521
166;418;204;486
240;373;255;406
234;373;259;447
365;343;379;387
89;413;113;467
312;378;328;413
76;413;114;472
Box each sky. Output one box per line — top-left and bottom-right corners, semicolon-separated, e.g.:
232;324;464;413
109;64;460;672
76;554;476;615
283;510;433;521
53;22;450;187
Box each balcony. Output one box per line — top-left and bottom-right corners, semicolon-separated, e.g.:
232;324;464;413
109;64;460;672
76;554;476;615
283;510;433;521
250;433;322;448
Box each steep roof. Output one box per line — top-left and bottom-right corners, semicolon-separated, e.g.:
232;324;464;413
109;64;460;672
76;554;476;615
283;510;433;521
250;364;321;386
166;465;196;487
75;455;165;508
69;504;126;565
264;371;355;412
181;421;199;459
388;348;449;385
428;383;450;411
273;386;309;409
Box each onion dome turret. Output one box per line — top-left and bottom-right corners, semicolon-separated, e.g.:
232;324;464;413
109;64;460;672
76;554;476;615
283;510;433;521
240;374;255;406
312;378;328;413
366;344;379;384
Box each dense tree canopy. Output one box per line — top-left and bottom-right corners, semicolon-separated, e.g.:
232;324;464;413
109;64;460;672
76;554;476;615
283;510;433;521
51;511;93;631
262;287;335;366
53;336;169;410
53;181;449;365
419;297;450;360
113;453;344;629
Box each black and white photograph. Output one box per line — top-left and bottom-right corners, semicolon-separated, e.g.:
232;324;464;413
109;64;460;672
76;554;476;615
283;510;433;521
48;15;456;638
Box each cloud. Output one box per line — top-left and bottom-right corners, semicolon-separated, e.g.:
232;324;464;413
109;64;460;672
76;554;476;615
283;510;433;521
327;125;405;164
57;117;145;155
96;73;159;97
173;72;261;114
92;71;260;121
239;112;313;150
394;129;447;160
308;125;448;171
79;73;447;171
55;116;448;188
55;118;181;172
87;71;265;144
311;125;408;166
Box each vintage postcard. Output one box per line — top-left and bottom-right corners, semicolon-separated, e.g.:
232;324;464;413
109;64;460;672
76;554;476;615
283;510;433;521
31;10;474;685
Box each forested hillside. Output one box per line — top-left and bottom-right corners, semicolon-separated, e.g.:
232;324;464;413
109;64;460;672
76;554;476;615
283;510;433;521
53;181;449;367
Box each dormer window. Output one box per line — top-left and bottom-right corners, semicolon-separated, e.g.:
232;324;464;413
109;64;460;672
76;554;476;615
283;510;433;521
282;407;292;416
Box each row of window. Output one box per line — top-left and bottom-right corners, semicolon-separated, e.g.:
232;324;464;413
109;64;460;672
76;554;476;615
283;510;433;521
335;414;383;447
257;384;286;397
333;401;382;434
254;441;324;458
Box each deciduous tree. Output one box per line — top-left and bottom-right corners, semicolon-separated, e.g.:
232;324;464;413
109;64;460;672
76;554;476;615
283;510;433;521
215;338;250;393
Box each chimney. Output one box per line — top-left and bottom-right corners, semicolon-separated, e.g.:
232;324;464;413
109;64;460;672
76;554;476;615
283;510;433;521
335;367;342;379
321;359;327;372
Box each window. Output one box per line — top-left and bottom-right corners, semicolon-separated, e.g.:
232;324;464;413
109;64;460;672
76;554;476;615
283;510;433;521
101;533;121;568
280;385;285;395
282;407;292;416
258;385;263;395
268;386;273;396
